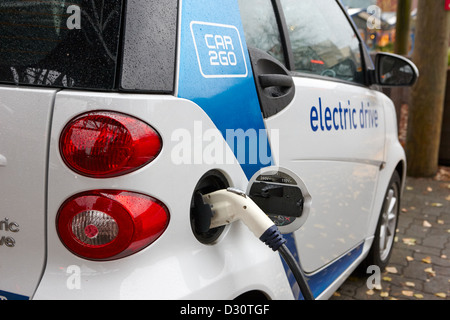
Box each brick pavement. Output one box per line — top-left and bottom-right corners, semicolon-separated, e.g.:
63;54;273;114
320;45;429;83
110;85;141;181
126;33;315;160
331;176;450;300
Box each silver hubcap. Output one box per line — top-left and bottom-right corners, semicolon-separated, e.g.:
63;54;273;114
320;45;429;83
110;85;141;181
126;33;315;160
379;185;398;261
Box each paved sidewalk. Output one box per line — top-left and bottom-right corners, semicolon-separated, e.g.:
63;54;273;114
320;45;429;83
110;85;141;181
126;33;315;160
331;175;450;300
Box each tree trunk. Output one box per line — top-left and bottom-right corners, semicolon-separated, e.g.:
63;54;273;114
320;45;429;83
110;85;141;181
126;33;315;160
406;0;450;177
394;0;412;56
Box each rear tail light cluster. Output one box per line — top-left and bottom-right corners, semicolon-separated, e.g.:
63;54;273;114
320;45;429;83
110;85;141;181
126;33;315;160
57;190;169;260
57;112;169;261
60;111;162;178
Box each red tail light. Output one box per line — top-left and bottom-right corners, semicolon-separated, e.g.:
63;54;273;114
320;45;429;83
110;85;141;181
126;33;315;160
60;111;162;178
57;190;169;260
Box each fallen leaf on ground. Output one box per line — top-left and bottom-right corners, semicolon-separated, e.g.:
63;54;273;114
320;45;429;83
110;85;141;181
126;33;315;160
402;290;414;297
405;281;415;287
423;220;432;228
435;293;447;298
406;256;414;262
380;292;389;298
383;276;392;282
427;187;433;192
421;256;432;264
366;289;375;296
414;293;424;299
424;267;436;277
402;238;416;246
386;266;398;274
406;186;414;191
431;203;443;207
437;219;444;225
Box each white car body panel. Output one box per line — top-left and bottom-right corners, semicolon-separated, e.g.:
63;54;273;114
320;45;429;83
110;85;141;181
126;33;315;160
265;77;385;272
0;87;55;299
33;91;293;300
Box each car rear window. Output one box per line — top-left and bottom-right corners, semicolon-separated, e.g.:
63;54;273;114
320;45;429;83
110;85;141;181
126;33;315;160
0;0;123;90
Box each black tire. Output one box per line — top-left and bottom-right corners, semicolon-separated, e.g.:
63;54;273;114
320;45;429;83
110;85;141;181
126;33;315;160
364;171;401;271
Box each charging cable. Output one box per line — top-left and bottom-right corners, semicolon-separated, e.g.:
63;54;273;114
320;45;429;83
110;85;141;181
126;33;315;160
203;188;314;300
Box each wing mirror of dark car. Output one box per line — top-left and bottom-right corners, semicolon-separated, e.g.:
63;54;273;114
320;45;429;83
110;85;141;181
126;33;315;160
374;52;419;87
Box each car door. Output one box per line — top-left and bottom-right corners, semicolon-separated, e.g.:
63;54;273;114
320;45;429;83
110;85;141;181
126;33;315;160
239;0;385;275
177;0;277;181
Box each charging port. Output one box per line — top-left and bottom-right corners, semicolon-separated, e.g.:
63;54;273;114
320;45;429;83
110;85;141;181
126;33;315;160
190;170;229;244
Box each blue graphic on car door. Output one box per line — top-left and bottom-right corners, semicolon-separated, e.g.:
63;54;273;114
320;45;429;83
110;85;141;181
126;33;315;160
177;0;273;179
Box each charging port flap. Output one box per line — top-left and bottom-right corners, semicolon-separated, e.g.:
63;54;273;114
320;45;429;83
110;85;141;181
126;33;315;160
247;168;311;234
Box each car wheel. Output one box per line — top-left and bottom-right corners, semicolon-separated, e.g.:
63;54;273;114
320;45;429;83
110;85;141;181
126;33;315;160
365;171;401;270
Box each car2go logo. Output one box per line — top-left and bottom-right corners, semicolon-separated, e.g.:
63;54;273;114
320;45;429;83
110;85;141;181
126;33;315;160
190;21;248;78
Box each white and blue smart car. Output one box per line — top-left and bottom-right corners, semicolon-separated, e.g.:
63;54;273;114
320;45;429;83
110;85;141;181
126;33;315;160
0;0;418;300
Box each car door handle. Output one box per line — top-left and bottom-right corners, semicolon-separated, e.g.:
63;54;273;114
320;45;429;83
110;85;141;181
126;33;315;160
248;47;295;118
259;74;294;89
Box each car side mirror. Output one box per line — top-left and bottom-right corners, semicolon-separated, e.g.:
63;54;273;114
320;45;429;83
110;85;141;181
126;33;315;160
374;53;419;87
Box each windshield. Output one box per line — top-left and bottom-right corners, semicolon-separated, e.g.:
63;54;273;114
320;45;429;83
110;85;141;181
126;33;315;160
0;0;123;90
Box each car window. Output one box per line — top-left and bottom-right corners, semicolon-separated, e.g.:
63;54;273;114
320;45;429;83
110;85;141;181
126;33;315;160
0;0;123;90
280;0;364;84
238;0;285;66
120;0;178;93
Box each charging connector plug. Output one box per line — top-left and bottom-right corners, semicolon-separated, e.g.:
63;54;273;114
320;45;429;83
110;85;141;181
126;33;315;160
203;188;314;300
204;188;275;238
